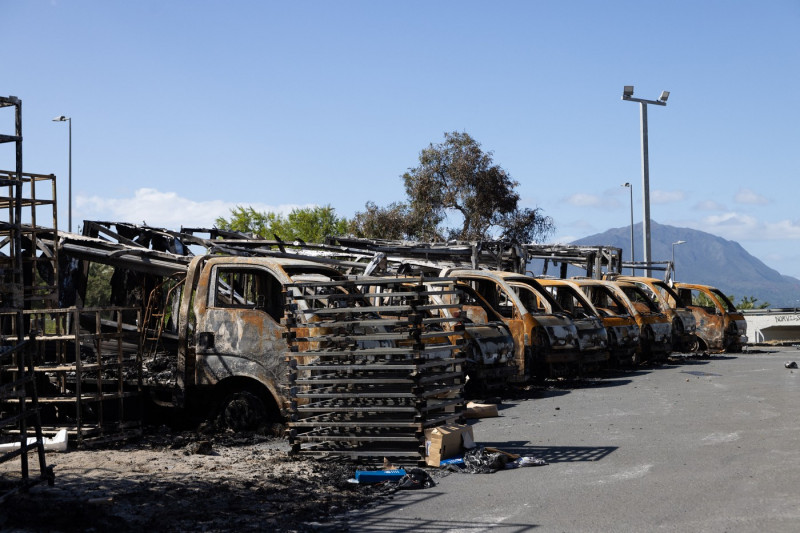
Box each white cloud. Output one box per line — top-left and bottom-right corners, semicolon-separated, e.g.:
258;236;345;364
565;193;603;207
762;219;800;239
76;188;312;230
734;188;769;205
651;190;686;204
691;212;800;241
693;200;726;211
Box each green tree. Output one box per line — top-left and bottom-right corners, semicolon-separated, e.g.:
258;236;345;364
349;202;413;240
731;295;771;310
85;263;113;307
215;205;349;243
353;131;554;242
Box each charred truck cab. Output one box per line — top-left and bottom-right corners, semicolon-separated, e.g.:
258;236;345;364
571;279;640;366
606;281;672;362
178;255;351;426
536;278;609;372
672;282;748;353
442;269;580;379
612;276;698;353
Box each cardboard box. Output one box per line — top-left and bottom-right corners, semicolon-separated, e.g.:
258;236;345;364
424;424;474;467
464;401;499;418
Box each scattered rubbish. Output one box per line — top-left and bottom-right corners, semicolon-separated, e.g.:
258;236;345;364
484;446;520;460
506;456;548;468
464;401;499;418
462;446;510;473
350;467;435;489
0;428;68;453
396;468;435;490
354;468;407;484
425;424;475;467
442;444;546;473
785;361;797;369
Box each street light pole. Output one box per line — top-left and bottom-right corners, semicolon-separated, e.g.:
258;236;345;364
672;240;686;281
623;182;634;274
52;115;72;232
622;86;669;277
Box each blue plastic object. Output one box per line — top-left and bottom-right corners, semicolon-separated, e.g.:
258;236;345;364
354;468;407;483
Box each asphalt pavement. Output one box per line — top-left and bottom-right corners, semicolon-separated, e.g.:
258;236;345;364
346;347;800;533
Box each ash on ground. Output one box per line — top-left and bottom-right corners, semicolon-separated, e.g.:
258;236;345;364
0;427;398;533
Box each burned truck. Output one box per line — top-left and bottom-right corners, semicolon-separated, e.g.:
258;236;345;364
440;269;581;378
672;282;748;353
52;225;520;433
610;276;698;352
61;236;358;428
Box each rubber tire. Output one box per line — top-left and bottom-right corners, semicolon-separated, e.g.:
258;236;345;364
684;335;700;353
219;390;268;432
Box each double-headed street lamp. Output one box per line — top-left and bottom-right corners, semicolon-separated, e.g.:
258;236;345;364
52;115;72;233
622;85;669;277
672;240;686;281
622;182;634;274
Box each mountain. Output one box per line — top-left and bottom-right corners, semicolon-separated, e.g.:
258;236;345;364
569;221;800;308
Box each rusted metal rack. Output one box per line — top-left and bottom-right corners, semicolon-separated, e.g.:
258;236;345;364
76;222;632;282
0;337;55;502
523;244;624;279
284;276;466;464
0;307;143;446
0;95;54;499
0;172;59;310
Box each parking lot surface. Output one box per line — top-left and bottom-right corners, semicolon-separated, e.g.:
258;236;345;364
348;348;800;533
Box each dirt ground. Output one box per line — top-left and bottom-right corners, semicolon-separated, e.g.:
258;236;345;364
0;427;396;532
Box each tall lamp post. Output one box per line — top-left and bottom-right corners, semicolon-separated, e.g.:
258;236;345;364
52;115;72;232
622;182;634;274
672;240;686;281
622;86;669;277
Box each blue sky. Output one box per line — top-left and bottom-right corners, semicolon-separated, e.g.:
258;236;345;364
3;1;799;276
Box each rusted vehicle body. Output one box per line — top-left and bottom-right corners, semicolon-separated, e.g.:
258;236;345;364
570;279;640;366
672;282;748;352
611;276;698;352
441;269;580;378
536;278;609;371
606;281;672;362
180;255;352;422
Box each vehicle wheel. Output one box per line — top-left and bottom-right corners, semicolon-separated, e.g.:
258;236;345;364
533;359;550;380
219;390;268;432
671;319;684;352
606;332;619;368
684;335;700;353
464;369;486;398
639;326;653;363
